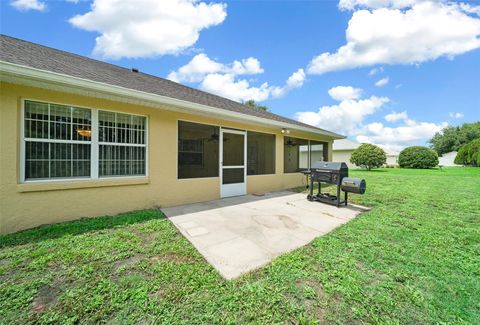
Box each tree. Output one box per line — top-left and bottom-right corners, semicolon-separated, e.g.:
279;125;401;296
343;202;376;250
454;138;480;166
429;122;480;155
350;144;386;170
244;99;269;111
398;146;438;169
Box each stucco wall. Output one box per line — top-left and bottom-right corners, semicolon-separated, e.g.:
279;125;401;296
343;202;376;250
0;83;334;234
332;150;357;168
438;152;460;167
386;155;399;166
299;150;325;166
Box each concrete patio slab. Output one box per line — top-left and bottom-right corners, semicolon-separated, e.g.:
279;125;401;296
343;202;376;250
163;191;369;279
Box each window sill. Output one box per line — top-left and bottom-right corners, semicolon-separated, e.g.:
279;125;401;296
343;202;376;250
17;177;150;193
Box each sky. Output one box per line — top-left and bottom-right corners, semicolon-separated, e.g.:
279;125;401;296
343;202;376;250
1;0;480;152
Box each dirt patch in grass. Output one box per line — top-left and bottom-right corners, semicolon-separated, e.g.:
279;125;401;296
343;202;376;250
0;258;9;268
112;254;146;271
133;230;158;246
149;287;167;300
0;257;36;283
31;284;62;313
0;259;11;282
295;277;327;321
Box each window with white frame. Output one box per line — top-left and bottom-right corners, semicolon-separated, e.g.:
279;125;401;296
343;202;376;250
22;100;147;181
24;100;92;179
98;111;146;177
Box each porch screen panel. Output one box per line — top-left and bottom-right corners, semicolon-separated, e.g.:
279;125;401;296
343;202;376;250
24;100;91;180
284;137;309;173
178;121;219;179
309;140;328;165
98;111;146;177
247;131;275;175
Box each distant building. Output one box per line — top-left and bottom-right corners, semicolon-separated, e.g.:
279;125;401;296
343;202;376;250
384;149;400;167
331;139;399;168
332;139;361;168
438;151;461;166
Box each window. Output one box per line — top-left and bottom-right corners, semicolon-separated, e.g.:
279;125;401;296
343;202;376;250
247;131;275;175
22;100;147;181
178;121;219;179
24;101;91;180
98;111;146;177
309;140;328;166
284;137;309;173
282;137;329;173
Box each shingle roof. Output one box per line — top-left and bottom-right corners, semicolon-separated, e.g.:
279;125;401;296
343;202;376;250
1;34;341;137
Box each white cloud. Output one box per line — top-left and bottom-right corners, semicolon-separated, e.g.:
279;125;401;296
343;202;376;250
168;54;304;102
328;86;362;101
368;66;384;76
385;110;408;122
307;1;480;74
340;0;480;14
10;0;46;11
449;112;464;119
460;2;480;16
201;73;272;102
167;54;263;83
375;77;389;87
200;68;305;102
296;86;446;151
231;57;264;75
285;68;306;89
69;0;227;59
296;86;389;135
356;120;447;152
271;68;306;98
339;0;422;11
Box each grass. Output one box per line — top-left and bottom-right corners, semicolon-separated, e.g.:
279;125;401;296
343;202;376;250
1;167;479;324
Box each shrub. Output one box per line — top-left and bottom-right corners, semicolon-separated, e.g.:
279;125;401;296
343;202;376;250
398;146;438;169
350;144;386;170
454;138;480;166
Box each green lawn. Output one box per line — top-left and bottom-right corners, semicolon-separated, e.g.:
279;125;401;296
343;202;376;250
1;168;479;324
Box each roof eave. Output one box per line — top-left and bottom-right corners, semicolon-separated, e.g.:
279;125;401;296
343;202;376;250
0;61;344;139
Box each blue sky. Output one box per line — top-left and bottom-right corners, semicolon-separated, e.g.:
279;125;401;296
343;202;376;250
2;0;480;151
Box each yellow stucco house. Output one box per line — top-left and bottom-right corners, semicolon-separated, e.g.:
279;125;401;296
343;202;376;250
0;35;343;234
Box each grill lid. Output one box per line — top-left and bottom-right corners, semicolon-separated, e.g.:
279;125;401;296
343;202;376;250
310;161;348;171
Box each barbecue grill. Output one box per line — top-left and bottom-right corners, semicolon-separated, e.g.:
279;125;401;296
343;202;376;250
303;161;366;207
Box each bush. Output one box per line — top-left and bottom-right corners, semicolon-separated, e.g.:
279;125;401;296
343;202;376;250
398;146;438;169
454;138;480;166
350;144;386;170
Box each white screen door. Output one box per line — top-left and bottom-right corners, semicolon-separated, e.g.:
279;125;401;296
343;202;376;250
220;128;247;198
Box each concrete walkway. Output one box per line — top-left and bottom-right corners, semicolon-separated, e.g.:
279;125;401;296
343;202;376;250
163;191;368;279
